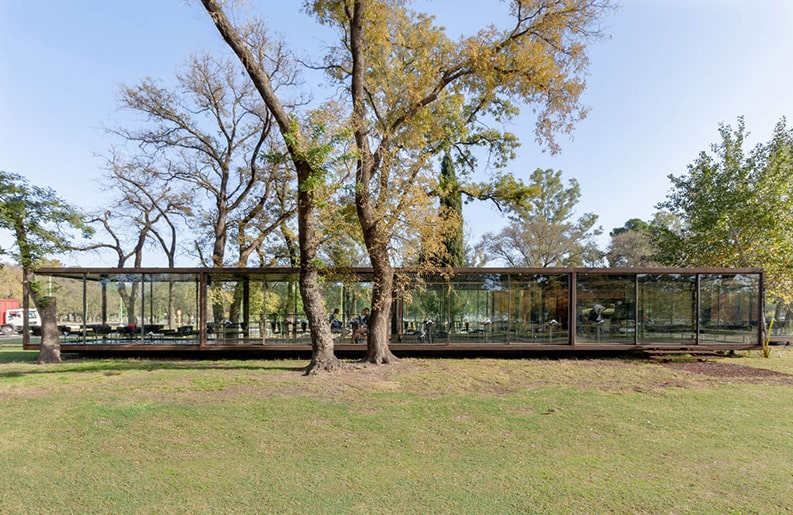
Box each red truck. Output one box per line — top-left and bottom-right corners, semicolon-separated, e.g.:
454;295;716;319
1;299;41;335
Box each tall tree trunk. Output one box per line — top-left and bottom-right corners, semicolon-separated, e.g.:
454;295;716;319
35;296;61;364
301;264;341;373
348;0;397;365
363;248;398;364
211;211;227;322
298;165;344;374
201;0;340;372
24;267;61;363
16;224;61;363
355;167;398;364
116;282;139;326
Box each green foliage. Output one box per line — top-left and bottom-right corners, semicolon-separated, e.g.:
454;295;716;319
656;117;793;301
0;263;22;299
479;168;602;267
308;0;614;264
606;217;661;267
464;172;539;213
425;153;465;268
610;218;650;237
310;0;613;153
0;171;92;270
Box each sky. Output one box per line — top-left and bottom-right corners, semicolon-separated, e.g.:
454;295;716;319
2;0;793;266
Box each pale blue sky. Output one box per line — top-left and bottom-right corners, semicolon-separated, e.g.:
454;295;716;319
2;1;793;265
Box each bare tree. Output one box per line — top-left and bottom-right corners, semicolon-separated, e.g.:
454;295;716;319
88;152;192;325
112;53;295;269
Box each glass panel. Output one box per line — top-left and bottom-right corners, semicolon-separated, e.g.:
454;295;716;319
206;273;239;343
699;274;761;345
204;272;307;344
443;273;508;343
100;273;144;341
766;299;792;338
321;281;346;336
576;274;636;344
400;276;450;343
85;278;111;338
638;274;696;344
508;274;570;345
47;273;202;345
260;274;308;343
44;274;89;342
137;274;200;343
141;276;166;334
319;279;372;342
445;277;487;342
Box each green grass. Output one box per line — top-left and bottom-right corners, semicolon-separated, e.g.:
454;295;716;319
2;343;793;513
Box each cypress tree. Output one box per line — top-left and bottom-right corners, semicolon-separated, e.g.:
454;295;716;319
439;152;464;267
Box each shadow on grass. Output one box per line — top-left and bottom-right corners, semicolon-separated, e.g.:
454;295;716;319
0;343;309;377
0;349;38;364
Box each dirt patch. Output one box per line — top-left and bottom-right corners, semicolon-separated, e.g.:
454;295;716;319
660;360;793;384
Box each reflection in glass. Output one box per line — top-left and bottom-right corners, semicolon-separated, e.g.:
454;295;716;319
766;299;792;337
699;274;760;344
638;274;696;343
509;274;569;344
400;277;450;343
576;274;636;344
321;279;372;339
30;268;764;349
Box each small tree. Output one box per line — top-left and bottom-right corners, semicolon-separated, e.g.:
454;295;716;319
479;169;602;267
0;171;92;363
606;218;661;267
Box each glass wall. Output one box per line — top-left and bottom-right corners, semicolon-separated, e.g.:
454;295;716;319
576;274;636;344
33;272;200;343
202;271;373;344
396;273;570;345
638;274;696;344
766;299;792;338
29;267;764;349
204;271;308;344
509;274;569;344
698;274;761;344
399;275;452;342
142;273;200;332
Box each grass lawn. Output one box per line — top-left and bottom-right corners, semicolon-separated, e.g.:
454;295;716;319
2;342;793;514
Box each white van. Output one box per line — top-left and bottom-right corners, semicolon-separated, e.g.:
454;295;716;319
1;309;41;334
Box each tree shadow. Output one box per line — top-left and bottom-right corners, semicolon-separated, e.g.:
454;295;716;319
0;345;309;378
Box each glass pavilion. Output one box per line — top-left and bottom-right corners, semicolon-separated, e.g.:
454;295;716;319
25;267;765;353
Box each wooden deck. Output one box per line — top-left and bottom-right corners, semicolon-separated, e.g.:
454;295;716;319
26;338;763;358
